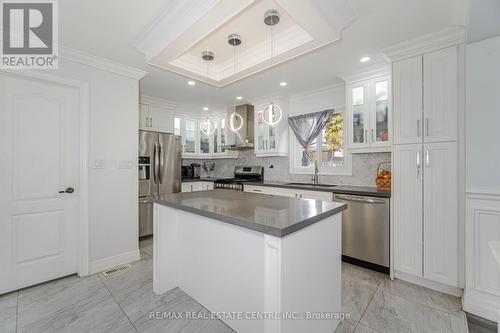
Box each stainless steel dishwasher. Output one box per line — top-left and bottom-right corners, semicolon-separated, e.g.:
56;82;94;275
334;194;390;273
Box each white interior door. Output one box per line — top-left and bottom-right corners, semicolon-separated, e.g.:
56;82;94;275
0;74;80;293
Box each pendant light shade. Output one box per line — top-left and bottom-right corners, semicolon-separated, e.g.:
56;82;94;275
228;111;243;132
261;102;283;127
200;118;216;136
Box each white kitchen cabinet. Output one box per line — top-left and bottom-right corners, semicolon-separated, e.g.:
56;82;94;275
423;46;458;143
423;142;458;286
393;46;458;145
181;181;214;192
139;103;149;130
393;56;423;145
244;185;333;201
139;102;174;133
392;45;460;290
181;182;193;192
347;74;391;153
254;98;289;157
393;144;423;277
394;143;458;286
176;114;237;159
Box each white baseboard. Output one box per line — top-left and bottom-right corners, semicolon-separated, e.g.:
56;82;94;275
464;291;500;323
89;249;140;274
394;271;463;297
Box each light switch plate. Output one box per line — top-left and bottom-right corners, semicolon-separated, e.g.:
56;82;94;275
119;160;133;169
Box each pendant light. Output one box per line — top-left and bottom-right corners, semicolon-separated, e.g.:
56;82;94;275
227;33;244;133
261;9;283;127
199;50;216;136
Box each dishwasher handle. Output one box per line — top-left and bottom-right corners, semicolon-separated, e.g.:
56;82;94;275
334;194;386;204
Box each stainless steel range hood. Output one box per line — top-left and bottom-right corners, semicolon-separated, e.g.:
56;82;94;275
223;104;254;151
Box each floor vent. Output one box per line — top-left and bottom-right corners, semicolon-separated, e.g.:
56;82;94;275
102;264;132;276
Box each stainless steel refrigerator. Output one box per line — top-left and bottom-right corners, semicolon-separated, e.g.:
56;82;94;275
138;130;182;237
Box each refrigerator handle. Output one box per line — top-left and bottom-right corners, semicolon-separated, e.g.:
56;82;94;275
158;143;163;184
153;142;160;184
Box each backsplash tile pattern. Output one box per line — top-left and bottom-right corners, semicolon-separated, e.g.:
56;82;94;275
183;151;391;187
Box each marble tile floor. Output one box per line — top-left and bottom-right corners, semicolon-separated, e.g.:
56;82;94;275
0;237;470;333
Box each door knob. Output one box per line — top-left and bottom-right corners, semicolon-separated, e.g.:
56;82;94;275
59;187;74;194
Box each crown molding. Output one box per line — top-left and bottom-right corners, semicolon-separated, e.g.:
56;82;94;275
338;62;390;83
60;46;148;80
139;95;176;109
382;26;466;62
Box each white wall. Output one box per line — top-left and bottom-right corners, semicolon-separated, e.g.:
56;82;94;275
53;57;140;271
466;36;500;193
289;84;346;116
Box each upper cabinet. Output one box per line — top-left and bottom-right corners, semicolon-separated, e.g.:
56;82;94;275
254;97;289;157
139;96;175;133
423;46;458;143
347;73;392;153
175;113;237;159
393;45;458;145
393;56;423;144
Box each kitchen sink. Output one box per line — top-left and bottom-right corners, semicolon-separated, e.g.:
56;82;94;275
285;182;338;188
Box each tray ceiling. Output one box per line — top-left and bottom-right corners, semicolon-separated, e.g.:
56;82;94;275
135;0;356;87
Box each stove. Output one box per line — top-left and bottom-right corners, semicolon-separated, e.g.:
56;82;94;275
214;166;264;191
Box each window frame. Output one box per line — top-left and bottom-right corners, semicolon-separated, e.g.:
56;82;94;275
289;107;352;176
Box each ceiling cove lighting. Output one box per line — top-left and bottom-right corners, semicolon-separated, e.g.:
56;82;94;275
188;80;196;86
360;56;371;63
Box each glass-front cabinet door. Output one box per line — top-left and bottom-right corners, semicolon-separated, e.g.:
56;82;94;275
184;118;196;155
257;111;266;150
349;83;369;148
347;73;391;152
371;77;391;147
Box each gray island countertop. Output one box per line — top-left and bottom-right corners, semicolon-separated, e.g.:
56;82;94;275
148;189;347;237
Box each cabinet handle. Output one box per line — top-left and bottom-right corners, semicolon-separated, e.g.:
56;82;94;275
364;129;368;143
425;149;430;167
371;129;375;143
425;118;429;136
150;117;153;127
417;119;421;137
190;184;193;192
416;150;421;180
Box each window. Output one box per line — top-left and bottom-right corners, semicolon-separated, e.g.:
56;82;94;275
290;111;351;175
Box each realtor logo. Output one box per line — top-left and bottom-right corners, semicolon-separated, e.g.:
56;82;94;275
1;0;58;69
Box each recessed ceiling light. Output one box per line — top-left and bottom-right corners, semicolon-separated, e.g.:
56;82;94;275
360;57;371;63
188;81;196;86
236;96;242;100
280;82;287;86
203;107;209;111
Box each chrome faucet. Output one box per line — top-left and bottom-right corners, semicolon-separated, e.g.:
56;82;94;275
312;160;319;184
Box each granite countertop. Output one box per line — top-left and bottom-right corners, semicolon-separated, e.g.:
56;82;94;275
148;190;347;238
245;181;391;198
181;178;215;183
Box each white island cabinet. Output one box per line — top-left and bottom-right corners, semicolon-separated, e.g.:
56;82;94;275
150;190;346;333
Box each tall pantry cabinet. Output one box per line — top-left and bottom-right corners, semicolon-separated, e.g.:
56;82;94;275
393;45;459;288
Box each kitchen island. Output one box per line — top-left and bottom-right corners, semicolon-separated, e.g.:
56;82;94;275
149;190;347;333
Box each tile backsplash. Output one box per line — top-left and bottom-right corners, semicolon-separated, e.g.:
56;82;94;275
183;151;391;187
